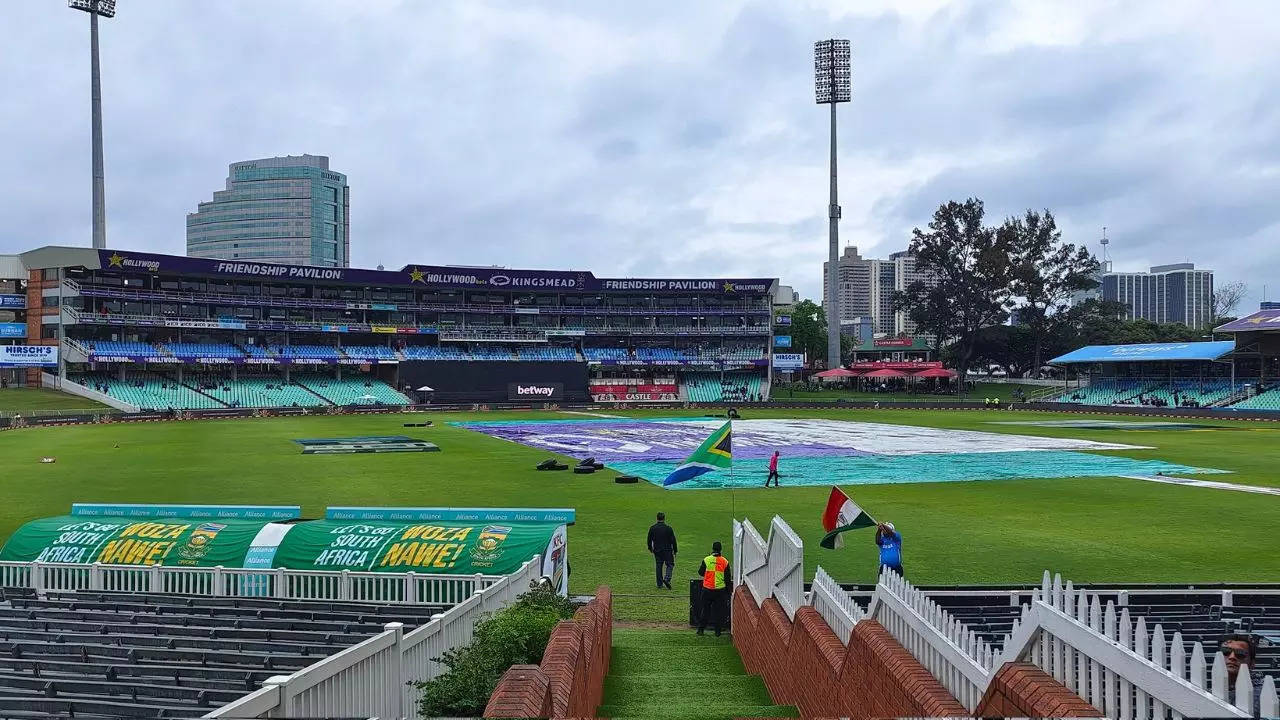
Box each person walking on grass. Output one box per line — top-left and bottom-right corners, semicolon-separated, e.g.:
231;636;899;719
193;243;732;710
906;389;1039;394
697;541;731;636
647;512;677;590
875;522;903;577
765;450;781;488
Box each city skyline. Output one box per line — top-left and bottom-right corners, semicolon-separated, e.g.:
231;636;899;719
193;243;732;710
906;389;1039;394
0;1;1276;308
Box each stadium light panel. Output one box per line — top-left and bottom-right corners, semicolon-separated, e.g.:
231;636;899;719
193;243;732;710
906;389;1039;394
814;39;851;104
69;0;116;17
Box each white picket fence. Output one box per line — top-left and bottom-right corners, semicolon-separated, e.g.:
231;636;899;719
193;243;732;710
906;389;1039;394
733;516;804;619
737;515;1279;718
205;555;544;719
1001;571;1266;719
0;560;498;606
869;567;999;711
809;565;864;644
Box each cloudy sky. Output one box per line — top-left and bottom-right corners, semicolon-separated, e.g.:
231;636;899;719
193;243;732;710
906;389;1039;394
1;0;1277;309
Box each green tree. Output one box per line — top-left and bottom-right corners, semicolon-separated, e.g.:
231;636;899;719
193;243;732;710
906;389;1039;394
779;299;827;364
897;198;1015;379
1002;210;1100;371
971;323;1038;378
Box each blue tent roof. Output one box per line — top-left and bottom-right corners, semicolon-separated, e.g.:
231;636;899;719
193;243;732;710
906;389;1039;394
1048;341;1235;364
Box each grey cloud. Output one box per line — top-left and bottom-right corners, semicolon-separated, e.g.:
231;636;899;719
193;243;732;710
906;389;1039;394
0;0;1276;309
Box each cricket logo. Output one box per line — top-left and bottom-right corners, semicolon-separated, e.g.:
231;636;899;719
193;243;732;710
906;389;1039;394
177;523;226;563
471;525;511;563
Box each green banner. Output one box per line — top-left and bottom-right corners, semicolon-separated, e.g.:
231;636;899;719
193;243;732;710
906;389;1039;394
0;516;275;568
271;519;559;575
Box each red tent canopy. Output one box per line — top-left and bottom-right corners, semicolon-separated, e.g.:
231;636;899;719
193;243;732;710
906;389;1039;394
913;367;957;379
862;368;907;378
814;367;858;378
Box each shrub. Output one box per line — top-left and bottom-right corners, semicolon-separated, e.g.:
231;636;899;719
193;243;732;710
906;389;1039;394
414;581;577;717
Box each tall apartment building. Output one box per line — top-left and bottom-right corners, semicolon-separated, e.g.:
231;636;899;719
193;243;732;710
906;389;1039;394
1101;262;1214;329
187;155;350;267
823;246;929;336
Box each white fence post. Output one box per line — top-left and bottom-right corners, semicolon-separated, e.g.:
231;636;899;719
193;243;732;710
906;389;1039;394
386;621;405;720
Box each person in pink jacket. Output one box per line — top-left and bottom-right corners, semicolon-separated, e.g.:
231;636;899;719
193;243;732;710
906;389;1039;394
765;450;781;488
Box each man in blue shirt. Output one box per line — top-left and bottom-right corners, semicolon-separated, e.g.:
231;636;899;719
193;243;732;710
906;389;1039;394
875;522;903;577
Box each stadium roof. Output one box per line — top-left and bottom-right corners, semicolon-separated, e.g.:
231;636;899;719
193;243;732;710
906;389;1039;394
15;245;776;294
1215;309;1280;332
1048;341;1235;364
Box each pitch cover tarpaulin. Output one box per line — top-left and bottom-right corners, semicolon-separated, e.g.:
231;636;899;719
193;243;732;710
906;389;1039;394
0;516;280;567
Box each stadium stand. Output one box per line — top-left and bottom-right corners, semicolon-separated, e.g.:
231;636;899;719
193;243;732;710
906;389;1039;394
401;345;469;361
0;587;446;719
189;375;326;408
240;344;275;359
85;340;162;357
340;345;397;361
295;374;411;405
515;345;579;361
272;345;342;360
682;372;766;402
163;342;245;360
73;372;225;410
583;347;630;362
1228;385;1280;411
1049;378;1242;408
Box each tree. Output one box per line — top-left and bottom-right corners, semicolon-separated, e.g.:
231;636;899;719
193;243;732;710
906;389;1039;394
1003;210;1100;371
779;300;827;363
1212;281;1247;322
970;324;1037;378
896;198;1016;380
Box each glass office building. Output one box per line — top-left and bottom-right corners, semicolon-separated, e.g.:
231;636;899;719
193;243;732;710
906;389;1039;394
186;155;349;267
1101;262;1214;329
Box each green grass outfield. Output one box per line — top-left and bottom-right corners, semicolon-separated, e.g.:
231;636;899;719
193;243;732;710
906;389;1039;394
0;407;1276;621
0;388;109;412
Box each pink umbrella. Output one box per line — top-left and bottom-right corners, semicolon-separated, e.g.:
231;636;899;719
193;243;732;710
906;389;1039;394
912;367;957;379
814;367;858;378
862;368;907;378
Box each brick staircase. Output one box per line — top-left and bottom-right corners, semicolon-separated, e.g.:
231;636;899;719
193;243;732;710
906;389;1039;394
596;629;796;719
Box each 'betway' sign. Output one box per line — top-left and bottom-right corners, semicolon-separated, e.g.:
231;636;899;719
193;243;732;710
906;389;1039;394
507;382;564;401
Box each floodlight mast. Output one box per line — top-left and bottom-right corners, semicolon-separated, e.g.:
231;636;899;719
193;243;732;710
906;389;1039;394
69;0;116;249
815;39;851;371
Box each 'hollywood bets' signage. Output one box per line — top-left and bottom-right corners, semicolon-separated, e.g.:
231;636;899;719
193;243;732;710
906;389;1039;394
97;249;773;294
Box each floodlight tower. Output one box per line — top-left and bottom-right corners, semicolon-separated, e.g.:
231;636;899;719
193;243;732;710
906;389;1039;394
815;39;851;370
69;0;116;250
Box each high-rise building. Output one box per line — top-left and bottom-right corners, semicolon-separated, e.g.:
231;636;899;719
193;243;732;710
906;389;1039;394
186;155;349;267
823;246;930;336
1101;262;1214;329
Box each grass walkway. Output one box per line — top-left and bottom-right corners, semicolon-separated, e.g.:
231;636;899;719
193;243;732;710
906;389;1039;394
597;629;796;719
0;388;108;412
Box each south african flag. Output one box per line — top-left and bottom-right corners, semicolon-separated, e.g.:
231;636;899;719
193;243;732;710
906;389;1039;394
662;421;732;486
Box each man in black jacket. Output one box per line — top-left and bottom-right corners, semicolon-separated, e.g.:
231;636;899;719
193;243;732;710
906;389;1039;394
647;512;677;589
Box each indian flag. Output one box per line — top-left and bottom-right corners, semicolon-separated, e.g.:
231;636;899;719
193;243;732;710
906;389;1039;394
820;486;875;549
662;421;732;486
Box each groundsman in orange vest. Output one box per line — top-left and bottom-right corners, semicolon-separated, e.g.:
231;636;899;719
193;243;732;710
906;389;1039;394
697;541;731;636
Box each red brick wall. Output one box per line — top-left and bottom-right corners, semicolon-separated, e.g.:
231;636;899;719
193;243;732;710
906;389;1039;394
484;586;612;719
731;586;968;719
974;662;1103;718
